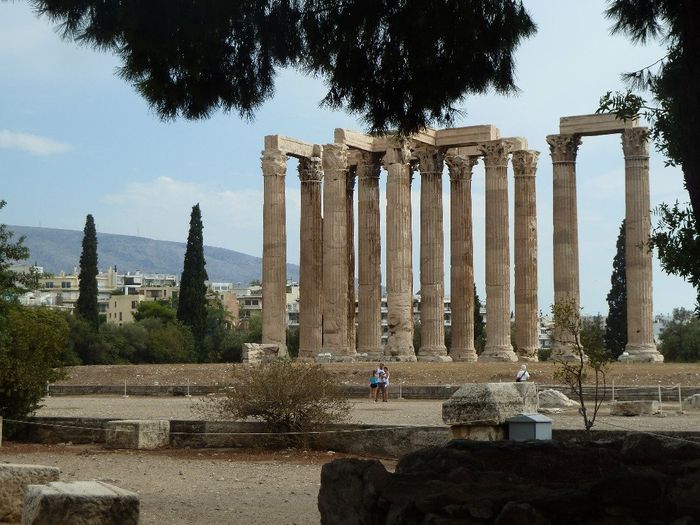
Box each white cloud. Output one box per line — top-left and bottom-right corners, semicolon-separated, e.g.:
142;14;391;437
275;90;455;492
0;129;72;156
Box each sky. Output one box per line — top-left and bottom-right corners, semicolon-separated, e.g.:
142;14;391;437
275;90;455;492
0;0;695;316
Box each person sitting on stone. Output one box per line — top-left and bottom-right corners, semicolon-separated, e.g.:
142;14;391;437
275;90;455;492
515;364;530;382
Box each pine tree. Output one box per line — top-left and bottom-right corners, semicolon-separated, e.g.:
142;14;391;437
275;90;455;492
474;284;486;354
177;204;209;354
605;219;627;358
76;214;99;331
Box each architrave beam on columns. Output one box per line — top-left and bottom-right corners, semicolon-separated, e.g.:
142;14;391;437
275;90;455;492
559;113;639;137
265;135;317;159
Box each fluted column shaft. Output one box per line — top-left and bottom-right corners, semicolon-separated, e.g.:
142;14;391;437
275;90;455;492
261;148;288;350
446;155;479;362
621;128;663;362
383;144;417;361
357;154;383;358
513;150;540;361
347;171;357;355
479;140;517;362
298;153;323;359
322;144;352;358
416;146;451;361
547;134;582;360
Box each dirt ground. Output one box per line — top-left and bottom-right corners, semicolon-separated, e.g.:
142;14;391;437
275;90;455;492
57;361;700;388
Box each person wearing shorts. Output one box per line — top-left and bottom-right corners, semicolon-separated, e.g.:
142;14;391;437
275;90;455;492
375;370;386;402
369;370;378;401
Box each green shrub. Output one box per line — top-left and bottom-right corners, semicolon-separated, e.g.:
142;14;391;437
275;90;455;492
201;360;351;445
0;307;68;421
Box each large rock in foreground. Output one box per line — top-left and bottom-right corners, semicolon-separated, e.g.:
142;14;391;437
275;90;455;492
318;434;700;524
0;463;60;523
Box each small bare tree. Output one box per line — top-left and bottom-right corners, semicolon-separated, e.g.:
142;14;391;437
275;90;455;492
552;300;611;434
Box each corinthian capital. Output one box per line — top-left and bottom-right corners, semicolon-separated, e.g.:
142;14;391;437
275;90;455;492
322;143;349;172
512;150;540;177
445;154;478;182
261;149;288;177
478;140;513;168
546;134;581;163
356;151;381;181
298;156;323;183
414;146;444;175
622;127;649;157
381;141;412;168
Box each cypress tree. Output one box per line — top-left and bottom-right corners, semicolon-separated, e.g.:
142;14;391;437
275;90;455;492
76;214;99;330
177;204;209;352
605;219;627;358
474;284;486;354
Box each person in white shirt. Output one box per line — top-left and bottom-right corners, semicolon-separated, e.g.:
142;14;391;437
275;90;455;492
515;364;530;382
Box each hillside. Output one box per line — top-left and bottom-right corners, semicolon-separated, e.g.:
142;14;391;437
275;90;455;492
10;225;299;284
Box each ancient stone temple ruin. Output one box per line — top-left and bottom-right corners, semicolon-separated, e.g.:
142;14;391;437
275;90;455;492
260;114;663;363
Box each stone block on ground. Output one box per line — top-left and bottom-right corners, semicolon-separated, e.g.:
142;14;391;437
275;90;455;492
0;464;60;523
684;394;700;409
610;400;660;417
242;343;288;364
22;481;139;525
105;419;169;449
538;389;579;409
442;382;538;425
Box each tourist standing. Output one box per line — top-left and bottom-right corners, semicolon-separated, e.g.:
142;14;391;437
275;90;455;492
368;370;378;401
515;364;530;382
382;366;390;402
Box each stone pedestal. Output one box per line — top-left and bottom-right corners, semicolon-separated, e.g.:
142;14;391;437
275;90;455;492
383;144;417;362
322;144;354;359
547;134;582;362
298;152;323;360
261;149;288;352
105;420;170;449
416;146;451;362
479;141;517;362
446;155;479;362
357;153;383;359
512;150;540;361
620;128;663;363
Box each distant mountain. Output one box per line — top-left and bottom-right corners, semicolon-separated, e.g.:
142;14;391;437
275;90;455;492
9;225;299;285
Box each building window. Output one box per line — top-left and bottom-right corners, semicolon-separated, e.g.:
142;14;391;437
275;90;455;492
119;312;122;322
131;301;137;309
61;281;71;289
45;282;54;288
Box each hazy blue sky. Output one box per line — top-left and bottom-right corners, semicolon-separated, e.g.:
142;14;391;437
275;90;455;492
1;0;695;315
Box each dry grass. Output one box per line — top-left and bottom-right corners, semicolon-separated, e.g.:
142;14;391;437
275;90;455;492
57;361;700;387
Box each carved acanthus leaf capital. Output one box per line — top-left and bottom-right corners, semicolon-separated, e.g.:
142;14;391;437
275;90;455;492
356;151;381;181
261;149;288;177
511;150;540;177
298;156;323;183
381;141;412;168
445;154;478;182
322;143;349;172
414;146;444;175
546;134;581;163
478;141;513;168
622;128;649;157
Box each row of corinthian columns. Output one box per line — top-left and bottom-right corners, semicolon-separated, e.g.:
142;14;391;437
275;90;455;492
261;140;541;362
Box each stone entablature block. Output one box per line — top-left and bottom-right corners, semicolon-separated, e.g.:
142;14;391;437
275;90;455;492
105;419;170;450
442;383;538;426
560;113;638;136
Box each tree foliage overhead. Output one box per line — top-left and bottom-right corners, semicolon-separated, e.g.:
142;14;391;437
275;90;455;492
76;214;99;330
601;1;700;226
29;0;536;135
177;204;208;351
605;219;627;357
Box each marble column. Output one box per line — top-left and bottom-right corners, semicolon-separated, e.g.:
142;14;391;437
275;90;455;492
546;134;582;361
446;154;479;362
261;148;288;351
383;143;417;361
322;143;353;359
346;170;357;355
416;146;451;362
512;150;540;361
297;151;323;360
357;153;383;359
620;128;663;362
479;140;517;362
